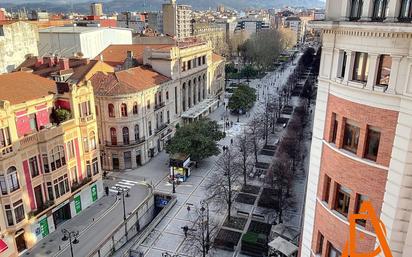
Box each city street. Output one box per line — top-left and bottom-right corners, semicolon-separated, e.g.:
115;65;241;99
107;53;312;257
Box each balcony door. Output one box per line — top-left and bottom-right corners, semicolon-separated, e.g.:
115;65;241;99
34;185;44;210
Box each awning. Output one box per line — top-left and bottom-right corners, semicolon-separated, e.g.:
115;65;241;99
0;239;8;253
268;237;298;257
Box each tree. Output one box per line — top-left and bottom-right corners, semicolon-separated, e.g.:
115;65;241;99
166;119;225;162
207;149;241;221
240;65;258;81
246;116;264;164
228;84;256;114
267;153;294;224
235;133;253;186
279;27;297;50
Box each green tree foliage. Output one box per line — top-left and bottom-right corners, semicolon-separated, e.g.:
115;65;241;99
166;119;225;162
225;62;238;74
228;84;257;113
240;65;258;81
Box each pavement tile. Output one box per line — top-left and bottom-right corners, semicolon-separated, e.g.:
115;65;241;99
152;232;184;252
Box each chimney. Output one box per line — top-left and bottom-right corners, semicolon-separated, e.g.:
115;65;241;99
59;58;70;70
35;56;44;67
99;54;104;62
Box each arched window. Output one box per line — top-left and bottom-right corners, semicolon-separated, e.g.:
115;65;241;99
133;102;138;115
400;0;412;20
50;146;66;171
350;0;363;20
90;131;97;150
3;166;19;194
372;0;387;20
108;104;115;117
123;127;129;145
110;128;117;145
134;124;140;141
121;103;128;117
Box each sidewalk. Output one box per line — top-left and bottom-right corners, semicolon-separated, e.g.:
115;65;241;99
26;182;119;257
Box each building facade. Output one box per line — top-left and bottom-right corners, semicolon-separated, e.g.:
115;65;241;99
94;40;225;171
90;2;103;16
300;1;412;257
0;21;39;74
162;0;192;39
192;22;227;55
0;72;103;257
38;26;132;59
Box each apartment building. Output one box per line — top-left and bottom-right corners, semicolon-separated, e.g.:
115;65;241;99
0;72;103;257
192;22;227;55
162;0;193;39
93;39;225;171
0;21;39;74
90;2;103;16
300;0;412;257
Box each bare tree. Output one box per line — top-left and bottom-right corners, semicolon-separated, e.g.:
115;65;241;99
235;133;253;186
267;153;294;224
246;116;264;164
207;149;241;220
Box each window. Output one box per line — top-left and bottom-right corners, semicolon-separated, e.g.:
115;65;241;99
86;161;92;178
147;100;151;110
376;55;391;86
13;200;25;224
317;232;324;254
92;158;99;175
29;156;40;178
202;55;206;65
338;51;347;78
83;137;89;153
198;57;202;66
135;124;140;141
349;0;363;20
67;140;75;160
43;154;50;173
7;166;19;193
328;243;341;257
335;185;351;217
50;146;66;171
90;132;97;150
47;182;54;201
53;174;69;199
331;115;338;144
343;121;360;154
352;52;369;82
354;194;369;227
79;101;91;117
0;175;6;195
29;113;38;132
166;91;169;101
167;110;170;124
372;0;388;20
188;60;192;70
133;102;138;115
110;128;117;145
121;103;128;117
122;127;130;145
400;0;412;20
365;128;381;161
5;205;13;226
148;121;152;136
0;127;11;148
323;175;331;203
108;104;115;117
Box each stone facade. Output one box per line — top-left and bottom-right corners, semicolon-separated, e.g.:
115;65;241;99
0;21;38;74
300;1;412;256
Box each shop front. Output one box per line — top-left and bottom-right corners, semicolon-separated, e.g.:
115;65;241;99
169;153;192;182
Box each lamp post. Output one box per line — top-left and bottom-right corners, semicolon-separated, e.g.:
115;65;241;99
116;186;130;240
172;167;176;193
61;229;79;257
200;201;210;255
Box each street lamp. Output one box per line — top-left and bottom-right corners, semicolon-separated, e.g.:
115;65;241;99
200;201;210;254
116;186;130;240
61;229;79;257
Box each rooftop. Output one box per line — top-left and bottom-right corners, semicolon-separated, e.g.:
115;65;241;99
212;53;224;63
90;66;170;96
0;72;56;105
96;44;174;67
39;25;131;34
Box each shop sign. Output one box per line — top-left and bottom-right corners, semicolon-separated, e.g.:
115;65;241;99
39;217;49;237
91;184;98;202
74;195;82;214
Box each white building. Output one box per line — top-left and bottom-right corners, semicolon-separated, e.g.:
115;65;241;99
38;25;132;59
0;21;39;74
162;0;192;39
283;16;302;45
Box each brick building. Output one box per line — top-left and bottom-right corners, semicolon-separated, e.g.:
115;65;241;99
300;0;412;256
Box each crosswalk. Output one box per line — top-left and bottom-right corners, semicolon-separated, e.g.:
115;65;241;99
109;179;140;194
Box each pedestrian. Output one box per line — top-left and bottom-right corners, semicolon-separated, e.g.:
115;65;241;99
187;205;191;212
222;145;225;152
231;121;233;127
182;225;189;238
231;138;233;145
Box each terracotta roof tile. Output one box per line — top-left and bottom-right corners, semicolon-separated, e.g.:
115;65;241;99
212;53;225;63
96;44;174;67
90;66;170;96
0;72;56;105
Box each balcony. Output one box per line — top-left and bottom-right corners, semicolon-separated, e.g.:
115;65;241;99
105;137;146;148
155;124;169;135
37;124;65;142
20;133;38;149
80;114;94;124
71;177;92;193
0;145;14;160
154;102;166;111
27;200;55;219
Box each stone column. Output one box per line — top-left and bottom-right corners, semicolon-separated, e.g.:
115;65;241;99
360;0;374;21
387;55;402;94
340;0;351;20
343;50;355;84
366;53;380;90
385;0;402;22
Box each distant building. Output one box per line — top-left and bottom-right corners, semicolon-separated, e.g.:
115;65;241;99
162;0;192;39
38;25;132;59
235;18;270;37
217;5;225;13
29;10;49;21
192;22;227;55
90;2;103;16
147;12;163;34
0;21;39;74
74;16;117;28
0;8;6;21
117;12;146;33
283;16;302;45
